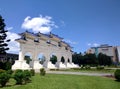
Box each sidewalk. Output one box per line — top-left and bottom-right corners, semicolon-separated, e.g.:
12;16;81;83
46;71;114;77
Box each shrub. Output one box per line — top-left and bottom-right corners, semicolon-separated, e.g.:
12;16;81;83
85;65;91;70
40;68;46;76
13;69;25;85
0;69;5;74
114;69;120;81
23;70;31;84
96;66;104;70
0;72;10;87
30;69;35;76
6;70;13;75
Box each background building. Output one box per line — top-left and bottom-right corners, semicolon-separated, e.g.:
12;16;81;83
87;44;119;63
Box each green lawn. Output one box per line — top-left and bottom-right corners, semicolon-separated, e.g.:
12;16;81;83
2;74;120;89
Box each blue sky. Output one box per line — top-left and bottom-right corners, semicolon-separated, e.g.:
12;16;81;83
0;0;120;53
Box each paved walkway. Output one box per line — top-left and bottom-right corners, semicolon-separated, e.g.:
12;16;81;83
46;71;114;77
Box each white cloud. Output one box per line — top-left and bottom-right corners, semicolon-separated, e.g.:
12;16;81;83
21;15;57;34
93;43;99;47
63;39;78;45
87;43;100;47
87;43;91;46
6;27;13;31
6;32;20;54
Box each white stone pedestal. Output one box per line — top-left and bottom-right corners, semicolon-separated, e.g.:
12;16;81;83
56;62;67;69
30;61;43;69
66;63;73;68
12;60;30;70
43;61;56;69
71;63;79;68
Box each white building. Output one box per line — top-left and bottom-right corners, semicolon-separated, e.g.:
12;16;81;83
12;31;79;70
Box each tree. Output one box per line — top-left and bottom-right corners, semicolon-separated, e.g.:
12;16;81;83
0;15;10;58
83;53;98;66
72;52;84;65
0;15;10;70
50;55;57;64
98;53;112;66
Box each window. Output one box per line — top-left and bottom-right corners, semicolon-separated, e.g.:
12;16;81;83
58;42;62;47
34;38;39;42
65;47;68;50
46;40;51;44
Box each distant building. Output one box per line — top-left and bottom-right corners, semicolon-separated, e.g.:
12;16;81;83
87;44;119;63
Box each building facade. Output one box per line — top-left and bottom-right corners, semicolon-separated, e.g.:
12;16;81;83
87;44;119;63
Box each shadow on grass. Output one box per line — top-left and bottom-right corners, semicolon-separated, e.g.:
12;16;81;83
0;81;32;88
115;80;120;82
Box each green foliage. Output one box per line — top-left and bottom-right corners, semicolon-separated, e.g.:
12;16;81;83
0;61;12;70
0;69;5;74
23;70;31;84
40;68;46;76
96;66;104;70
2;74;120;89
0;15;10;56
85;65;91;70
98;53;112;66
114;69;120;81
72;52;112;66
13;69;25;85
24;56;32;64
0;71;10;87
6;69;13;75
50;55;57;64
30;69;35;76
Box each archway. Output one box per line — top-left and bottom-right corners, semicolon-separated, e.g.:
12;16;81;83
37;53;46;64
61;56;65;63
68;58;70;63
24;52;32;64
50;53;57;64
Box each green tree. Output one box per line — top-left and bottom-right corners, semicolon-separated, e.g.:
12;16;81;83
0;15;10;56
50;55;57;64
98;53;112;66
24;56;32;64
84;53;98;66
0;15;10;70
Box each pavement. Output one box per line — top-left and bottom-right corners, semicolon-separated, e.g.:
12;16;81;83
46;71;114;77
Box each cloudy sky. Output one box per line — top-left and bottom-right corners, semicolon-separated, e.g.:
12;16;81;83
0;0;120;53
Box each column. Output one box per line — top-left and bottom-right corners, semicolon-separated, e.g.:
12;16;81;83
18;50;24;61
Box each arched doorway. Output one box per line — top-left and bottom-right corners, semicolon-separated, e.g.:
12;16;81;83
68;58;70;63
24;52;32;64
37;53;46;64
50;53;57;64
61;56;65;63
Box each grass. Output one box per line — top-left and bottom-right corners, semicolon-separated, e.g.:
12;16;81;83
1;74;120;89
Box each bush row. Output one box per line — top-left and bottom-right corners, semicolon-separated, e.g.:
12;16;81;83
0;68;46;87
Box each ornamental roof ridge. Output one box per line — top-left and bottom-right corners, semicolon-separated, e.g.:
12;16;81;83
19;31;63;39
49;32;63;40
62;41;73;48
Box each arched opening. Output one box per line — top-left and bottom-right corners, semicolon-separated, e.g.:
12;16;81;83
24;52;32;64
50;53;57;64
37;53;46;64
61;56;65;63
